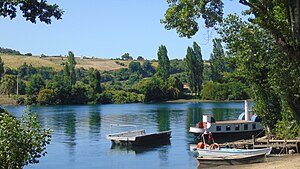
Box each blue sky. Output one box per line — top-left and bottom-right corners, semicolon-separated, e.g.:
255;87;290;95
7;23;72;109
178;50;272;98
0;1;247;60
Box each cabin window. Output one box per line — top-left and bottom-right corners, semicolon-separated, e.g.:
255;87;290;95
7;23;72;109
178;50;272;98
216;126;221;131
235;125;240;131
244;124;248;130
252;124;256;129
226;125;231;131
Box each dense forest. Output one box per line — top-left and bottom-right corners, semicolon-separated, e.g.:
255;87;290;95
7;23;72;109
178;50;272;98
0;42;249;106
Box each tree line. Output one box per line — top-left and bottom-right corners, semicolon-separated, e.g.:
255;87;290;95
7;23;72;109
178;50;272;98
0;41;250;106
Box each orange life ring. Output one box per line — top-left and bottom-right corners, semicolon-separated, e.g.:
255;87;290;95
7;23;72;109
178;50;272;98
196;142;205;149
210;143;220;150
196;142;210;149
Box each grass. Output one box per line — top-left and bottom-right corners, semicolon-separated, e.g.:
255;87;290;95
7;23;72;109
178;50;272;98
0;95;17;105
0;54;135;71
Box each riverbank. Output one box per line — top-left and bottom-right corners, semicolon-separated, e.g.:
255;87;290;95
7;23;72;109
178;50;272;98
0;95;17;105
0;95;246;106
204;154;300;169
165;99;246;103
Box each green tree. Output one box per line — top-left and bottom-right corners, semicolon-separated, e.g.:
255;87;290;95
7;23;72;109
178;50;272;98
36;89;57;105
88;68;102;101
71;81;89;104
0;57;4;79
156;45;170;80
128;61;143;75
0;108;51;169
185;42;204;96
142;60;156;77
114;68;130;81
25;74;45;96
136;77;165;102
46;74;69;105
137;56;144;61
0;0;63;24
62;51;77;89
162;0;300;123
67;51;76;85
167;76;184;99
17;63;37;80
210;38;226;82
161;0;223;38
121;53;133;60
0;74;16;96
218;14;284;133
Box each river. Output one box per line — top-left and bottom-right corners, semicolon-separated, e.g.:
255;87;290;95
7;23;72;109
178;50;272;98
4;102;246;169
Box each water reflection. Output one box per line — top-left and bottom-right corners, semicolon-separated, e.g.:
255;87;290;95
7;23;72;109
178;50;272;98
64;112;76;148
110;143;171;155
4;102;246;169
88;106;101;141
157;107;170;132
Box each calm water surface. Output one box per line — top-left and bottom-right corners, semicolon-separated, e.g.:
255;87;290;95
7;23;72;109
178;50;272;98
5;102;247;169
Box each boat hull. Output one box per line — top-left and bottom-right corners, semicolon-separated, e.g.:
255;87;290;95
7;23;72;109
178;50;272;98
196;147;271;157
196;153;266;165
107;130;171;146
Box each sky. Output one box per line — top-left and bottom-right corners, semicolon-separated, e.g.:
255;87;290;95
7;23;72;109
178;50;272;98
0;1;248;60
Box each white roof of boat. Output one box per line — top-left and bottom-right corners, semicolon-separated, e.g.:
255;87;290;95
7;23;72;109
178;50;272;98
214;120;253;124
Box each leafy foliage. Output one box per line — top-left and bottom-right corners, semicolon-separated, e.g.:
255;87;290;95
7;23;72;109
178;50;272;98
210;38;226;82
0;108;51;169
37;89;57;105
163;0;300;138
185;42;204;96
0;0;63;24
201;81;249;100
0;57;4;79
0;47;21;55
121;53;133;60
162;0;224;38
156;45;170;80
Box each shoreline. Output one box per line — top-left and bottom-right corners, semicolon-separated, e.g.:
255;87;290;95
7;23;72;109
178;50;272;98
203;154;300;169
0;95;248;106
165;99;246;103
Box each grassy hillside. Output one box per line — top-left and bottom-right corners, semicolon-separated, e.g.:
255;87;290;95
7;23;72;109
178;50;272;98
0;54;135;71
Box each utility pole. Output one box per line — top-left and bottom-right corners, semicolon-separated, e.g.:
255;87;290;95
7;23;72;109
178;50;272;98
16;74;19;95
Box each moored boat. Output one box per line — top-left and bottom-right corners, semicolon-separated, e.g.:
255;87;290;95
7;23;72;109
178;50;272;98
106;124;171;146
195;153;267;165
191;131;271;166
194;147;271;157
189;100;264;142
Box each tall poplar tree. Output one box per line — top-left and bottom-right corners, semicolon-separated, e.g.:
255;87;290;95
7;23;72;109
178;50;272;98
63;51;76;87
210;38;226;83
156;45;170;80
88;68;101;94
68;51;76;85
185;42;204;96
0;57;4;80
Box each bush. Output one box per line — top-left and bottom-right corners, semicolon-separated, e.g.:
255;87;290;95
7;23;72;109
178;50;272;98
201;81;250;100
36;89;58;105
0;108;51;168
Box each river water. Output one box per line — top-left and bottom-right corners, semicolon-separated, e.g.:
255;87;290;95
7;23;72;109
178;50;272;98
5;102;246;169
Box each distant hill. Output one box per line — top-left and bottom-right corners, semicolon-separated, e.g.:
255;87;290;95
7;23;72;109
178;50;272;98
0;54;136;71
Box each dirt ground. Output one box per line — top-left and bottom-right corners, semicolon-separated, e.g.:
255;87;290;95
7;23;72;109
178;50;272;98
199;154;300;169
